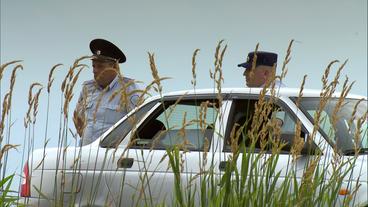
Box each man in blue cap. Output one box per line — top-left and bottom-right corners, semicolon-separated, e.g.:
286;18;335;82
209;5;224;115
73;38;143;146
237;51;290;133
238;51;285;88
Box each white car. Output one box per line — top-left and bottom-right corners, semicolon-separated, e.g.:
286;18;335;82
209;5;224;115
20;88;368;206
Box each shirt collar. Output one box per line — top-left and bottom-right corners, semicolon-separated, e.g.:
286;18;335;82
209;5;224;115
96;75;119;91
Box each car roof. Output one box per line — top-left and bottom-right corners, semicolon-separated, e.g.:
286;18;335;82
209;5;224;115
144;87;367;103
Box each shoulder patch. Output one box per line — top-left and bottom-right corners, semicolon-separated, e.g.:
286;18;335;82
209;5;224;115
82;80;95;86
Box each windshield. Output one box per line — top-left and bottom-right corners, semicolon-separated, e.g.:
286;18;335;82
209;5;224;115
296;98;367;154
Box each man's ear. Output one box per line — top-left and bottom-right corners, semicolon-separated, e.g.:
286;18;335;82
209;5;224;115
113;62;120;70
263;69;270;78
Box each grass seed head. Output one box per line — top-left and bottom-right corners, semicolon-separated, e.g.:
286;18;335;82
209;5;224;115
191;49;200;87
47;63;63;93
0;60;22;81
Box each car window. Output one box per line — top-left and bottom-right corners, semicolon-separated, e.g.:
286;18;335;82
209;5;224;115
224;98;317;154
100;101;158;148
307;110;336;140
131;99;218;151
296;98;367;153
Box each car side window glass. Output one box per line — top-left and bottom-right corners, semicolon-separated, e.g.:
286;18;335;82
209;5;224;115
224;99;314;154
100;101;157;148
131;99;218;151
306;110;336;140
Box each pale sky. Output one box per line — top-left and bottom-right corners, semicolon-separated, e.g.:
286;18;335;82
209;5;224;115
0;0;367;190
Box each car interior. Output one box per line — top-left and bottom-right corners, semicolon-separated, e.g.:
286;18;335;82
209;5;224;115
132;100;217;151
225;99;319;155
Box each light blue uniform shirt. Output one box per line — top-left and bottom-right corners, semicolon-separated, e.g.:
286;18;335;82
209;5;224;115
77;76;142;145
260;80;286;88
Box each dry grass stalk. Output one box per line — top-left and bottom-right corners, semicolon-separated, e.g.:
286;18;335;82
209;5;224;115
34;138;50;170
295;75;307;108
7;64;23;111
352;111;368;154
63;65;85;118
331;77;355;130
229;124;241;154
73;87;88;138
135;82;155;107
115;72;131;112
263;65;278;96
34;153;47;170
64;66;85;99
61;56;89;93
219;44;227;68
290;75;308;161
211;40;227;110
298;156;320;202
249;86;275;149
68;55;90;82
199;101;209;132
177;112;190;152
280;39;294;79
148;52;164;94
347;98;365;133
309;60;347;145
0;144;19;161
248;43;260;81
321;60;339;90
291;121;305;161
47;63;63;93
165;93;187;120
0;93;10;140
25;83;43;128
0;60;22;81
202;137;209;166
191;49;200;87
28;83;42;105
32;87;43;124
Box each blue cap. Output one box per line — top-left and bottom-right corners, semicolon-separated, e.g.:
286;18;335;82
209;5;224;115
238;51;277;69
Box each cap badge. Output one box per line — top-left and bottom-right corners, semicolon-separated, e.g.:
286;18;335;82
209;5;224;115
96;50;101;55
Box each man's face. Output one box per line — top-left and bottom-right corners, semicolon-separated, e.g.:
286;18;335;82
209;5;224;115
243;65;269;87
92;59;117;87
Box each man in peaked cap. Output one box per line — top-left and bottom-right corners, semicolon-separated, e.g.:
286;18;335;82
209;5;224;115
73;38;143;146
238;51;285;88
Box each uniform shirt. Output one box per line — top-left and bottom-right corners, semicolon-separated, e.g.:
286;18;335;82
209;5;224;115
75;76;142;145
260;79;286;88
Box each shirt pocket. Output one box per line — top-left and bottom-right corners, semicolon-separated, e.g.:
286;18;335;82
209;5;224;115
85;102;95;122
102;103;126;125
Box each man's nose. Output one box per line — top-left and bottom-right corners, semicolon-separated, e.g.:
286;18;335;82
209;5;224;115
243;69;248;76
93;66;98;74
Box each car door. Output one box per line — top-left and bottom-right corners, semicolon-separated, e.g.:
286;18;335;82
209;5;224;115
220;95;321;204
102;96;223;206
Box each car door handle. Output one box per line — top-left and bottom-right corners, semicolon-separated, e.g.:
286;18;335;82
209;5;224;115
219;161;228;171
117;157;134;168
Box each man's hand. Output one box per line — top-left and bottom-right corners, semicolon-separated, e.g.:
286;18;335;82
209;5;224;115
73;109;86;137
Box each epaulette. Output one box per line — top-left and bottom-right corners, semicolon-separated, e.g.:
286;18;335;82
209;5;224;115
122;77;134;83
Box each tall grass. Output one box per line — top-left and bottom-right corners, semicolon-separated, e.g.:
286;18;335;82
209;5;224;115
0;40;367;207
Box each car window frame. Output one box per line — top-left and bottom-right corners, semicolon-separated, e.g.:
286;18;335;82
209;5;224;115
127;94;225;152
223;94;319;154
99;100;160;148
290;97;368;154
